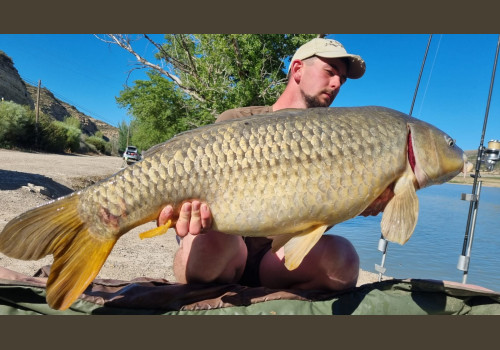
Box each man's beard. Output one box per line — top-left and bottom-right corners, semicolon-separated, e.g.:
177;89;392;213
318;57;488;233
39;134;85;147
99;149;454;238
303;92;334;108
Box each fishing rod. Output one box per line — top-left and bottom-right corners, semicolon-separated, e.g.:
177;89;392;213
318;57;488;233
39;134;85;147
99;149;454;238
375;34;433;281
457;34;500;284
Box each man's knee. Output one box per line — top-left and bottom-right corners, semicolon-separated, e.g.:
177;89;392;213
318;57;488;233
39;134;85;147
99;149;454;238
320;235;359;289
259;235;359;291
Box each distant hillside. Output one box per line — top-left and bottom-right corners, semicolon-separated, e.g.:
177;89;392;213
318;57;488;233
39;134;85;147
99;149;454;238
24;84;118;141
464;149;499;173
0;50;118;142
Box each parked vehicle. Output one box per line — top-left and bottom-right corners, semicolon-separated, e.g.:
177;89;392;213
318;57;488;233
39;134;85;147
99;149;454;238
123;146;141;164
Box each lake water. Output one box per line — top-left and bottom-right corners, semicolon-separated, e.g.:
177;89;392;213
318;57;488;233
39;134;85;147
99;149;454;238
327;183;500;292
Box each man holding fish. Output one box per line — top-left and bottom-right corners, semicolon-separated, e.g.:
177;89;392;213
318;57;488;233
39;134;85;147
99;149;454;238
0;35;467;310
158;38;367;291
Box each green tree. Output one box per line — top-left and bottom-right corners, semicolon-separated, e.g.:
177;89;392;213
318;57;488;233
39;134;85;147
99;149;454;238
117;120;130;153
116;71;192;150
99;34;317;151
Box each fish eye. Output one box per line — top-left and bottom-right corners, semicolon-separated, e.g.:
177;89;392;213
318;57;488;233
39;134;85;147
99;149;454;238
444;135;455;147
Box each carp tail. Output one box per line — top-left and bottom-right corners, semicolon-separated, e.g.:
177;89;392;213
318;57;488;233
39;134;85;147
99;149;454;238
0;193;117;310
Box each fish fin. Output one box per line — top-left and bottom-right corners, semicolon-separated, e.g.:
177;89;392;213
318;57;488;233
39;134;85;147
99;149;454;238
279;225;328;270
0;193;117;310
139;220;172;240
0;192;82;260
270;234;293;253
380;167;419;245
47;228;116;310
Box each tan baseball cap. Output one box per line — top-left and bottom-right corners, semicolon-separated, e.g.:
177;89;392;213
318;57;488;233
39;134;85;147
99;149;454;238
289;38;366;79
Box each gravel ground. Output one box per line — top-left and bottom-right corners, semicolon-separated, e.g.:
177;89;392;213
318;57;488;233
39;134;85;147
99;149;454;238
0;148;382;286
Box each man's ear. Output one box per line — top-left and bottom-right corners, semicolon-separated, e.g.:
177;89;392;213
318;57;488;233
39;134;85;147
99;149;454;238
289;59;303;82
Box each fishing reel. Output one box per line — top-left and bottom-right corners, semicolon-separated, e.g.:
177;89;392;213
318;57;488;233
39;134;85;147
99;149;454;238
481;140;500;171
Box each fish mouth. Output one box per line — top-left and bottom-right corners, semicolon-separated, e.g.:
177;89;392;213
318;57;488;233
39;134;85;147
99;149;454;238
462;156;473;178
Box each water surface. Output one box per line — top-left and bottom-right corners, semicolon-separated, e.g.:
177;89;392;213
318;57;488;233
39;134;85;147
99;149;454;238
328;183;500;292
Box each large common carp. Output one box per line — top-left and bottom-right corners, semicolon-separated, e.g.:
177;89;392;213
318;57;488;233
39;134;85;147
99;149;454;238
0;106;465;310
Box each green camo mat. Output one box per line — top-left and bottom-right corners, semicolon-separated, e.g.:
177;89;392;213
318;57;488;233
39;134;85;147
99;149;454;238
1;266;499;315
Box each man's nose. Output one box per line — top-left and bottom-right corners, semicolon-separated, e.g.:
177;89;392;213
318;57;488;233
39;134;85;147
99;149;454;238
330;75;342;89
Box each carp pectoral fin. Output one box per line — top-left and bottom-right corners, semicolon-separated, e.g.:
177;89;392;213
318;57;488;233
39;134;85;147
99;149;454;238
272;225;328;271
139;220;172;240
270;234;293;253
0;193;117;311
380;167;419;245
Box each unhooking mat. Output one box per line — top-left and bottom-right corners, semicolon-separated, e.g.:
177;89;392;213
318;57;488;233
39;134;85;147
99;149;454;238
1;266;499;315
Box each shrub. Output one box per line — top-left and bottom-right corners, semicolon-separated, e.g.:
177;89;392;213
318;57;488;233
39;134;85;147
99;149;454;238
0;101;106;154
37;114;67;152
63;116;81;130
53;121;81;153
0;101;35;148
85;135;111;155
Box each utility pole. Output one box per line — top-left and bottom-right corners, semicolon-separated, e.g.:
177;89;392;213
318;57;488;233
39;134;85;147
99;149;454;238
35;80;41;148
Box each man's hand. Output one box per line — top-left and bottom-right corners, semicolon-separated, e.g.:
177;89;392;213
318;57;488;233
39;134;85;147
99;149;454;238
158;200;212;237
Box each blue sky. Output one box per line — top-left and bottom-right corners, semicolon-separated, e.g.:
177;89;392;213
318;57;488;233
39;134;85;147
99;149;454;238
1;34;499;151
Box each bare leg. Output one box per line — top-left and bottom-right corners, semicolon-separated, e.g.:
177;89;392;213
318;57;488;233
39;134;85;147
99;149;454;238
173;230;248;284
259;235;359;290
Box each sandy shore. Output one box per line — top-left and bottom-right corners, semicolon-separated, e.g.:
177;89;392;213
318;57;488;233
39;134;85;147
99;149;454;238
0;148;396;286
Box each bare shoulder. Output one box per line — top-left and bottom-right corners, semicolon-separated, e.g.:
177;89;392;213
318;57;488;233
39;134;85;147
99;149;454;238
216;106;273;123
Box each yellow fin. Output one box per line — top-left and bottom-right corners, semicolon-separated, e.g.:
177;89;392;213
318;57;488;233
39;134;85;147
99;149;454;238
270;234;293;253
380;165;419;245
0;192;82;260
139;220;172;240
47;229;116;310
278;225;328;270
0;192;117;310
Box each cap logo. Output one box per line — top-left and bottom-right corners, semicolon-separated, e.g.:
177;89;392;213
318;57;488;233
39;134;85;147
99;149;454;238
323;39;344;49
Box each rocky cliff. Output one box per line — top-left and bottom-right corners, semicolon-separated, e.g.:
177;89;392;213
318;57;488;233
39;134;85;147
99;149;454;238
0;51;34;108
0;50;118;141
